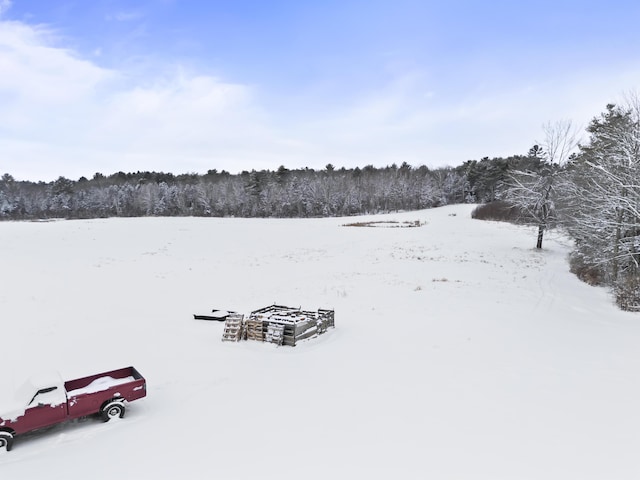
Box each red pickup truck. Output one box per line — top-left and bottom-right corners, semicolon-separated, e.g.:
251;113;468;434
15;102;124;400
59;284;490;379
0;366;146;451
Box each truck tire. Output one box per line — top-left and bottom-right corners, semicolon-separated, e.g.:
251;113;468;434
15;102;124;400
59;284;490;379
101;401;125;422
0;431;14;452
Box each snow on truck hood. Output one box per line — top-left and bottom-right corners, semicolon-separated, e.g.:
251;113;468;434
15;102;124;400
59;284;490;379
0;371;64;423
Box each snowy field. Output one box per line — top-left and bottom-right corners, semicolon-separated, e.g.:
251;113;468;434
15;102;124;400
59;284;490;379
1;204;639;479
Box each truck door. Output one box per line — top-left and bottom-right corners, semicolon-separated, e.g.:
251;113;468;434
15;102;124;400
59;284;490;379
19;386;67;432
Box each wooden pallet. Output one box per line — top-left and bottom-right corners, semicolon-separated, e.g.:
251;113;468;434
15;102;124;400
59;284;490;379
245;319;264;342
265;323;285;345
317;309;335;332
221;313;244;342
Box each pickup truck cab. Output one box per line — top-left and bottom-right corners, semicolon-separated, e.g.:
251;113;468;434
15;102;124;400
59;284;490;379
0;366;146;451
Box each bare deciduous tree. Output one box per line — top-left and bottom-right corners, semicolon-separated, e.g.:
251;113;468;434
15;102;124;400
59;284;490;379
503;120;580;248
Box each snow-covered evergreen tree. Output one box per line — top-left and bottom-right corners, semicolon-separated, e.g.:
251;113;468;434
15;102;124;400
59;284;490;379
561;102;640;309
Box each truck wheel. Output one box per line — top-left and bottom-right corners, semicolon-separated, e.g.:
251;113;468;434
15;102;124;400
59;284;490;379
102;402;125;422
0;431;14;452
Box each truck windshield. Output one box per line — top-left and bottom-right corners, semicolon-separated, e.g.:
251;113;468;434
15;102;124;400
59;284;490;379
28;386;58;406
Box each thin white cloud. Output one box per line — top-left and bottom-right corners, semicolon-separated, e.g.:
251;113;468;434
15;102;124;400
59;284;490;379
0;0;11;17
106;11;144;22
285;65;640;168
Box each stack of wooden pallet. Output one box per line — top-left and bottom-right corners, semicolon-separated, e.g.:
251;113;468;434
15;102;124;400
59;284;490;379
221;313;244;342
265;323;285;345
317;309;335;333
245;318;264;342
218;304;335;346
248;304;335;347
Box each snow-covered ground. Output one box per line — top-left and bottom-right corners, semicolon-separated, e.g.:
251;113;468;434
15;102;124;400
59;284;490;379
1;204;639;479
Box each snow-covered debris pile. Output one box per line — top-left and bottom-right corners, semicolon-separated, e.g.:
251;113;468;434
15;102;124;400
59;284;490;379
222;304;335;346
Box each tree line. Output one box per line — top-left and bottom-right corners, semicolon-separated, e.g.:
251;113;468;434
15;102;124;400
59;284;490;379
0;159;537;221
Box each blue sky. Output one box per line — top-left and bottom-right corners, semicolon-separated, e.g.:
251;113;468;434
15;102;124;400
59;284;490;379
1;0;640;181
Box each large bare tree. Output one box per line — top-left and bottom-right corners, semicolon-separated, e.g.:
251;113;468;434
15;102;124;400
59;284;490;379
503;120;580;248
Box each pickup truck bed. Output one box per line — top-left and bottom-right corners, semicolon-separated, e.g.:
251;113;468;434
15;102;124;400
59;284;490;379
64;366;146;420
